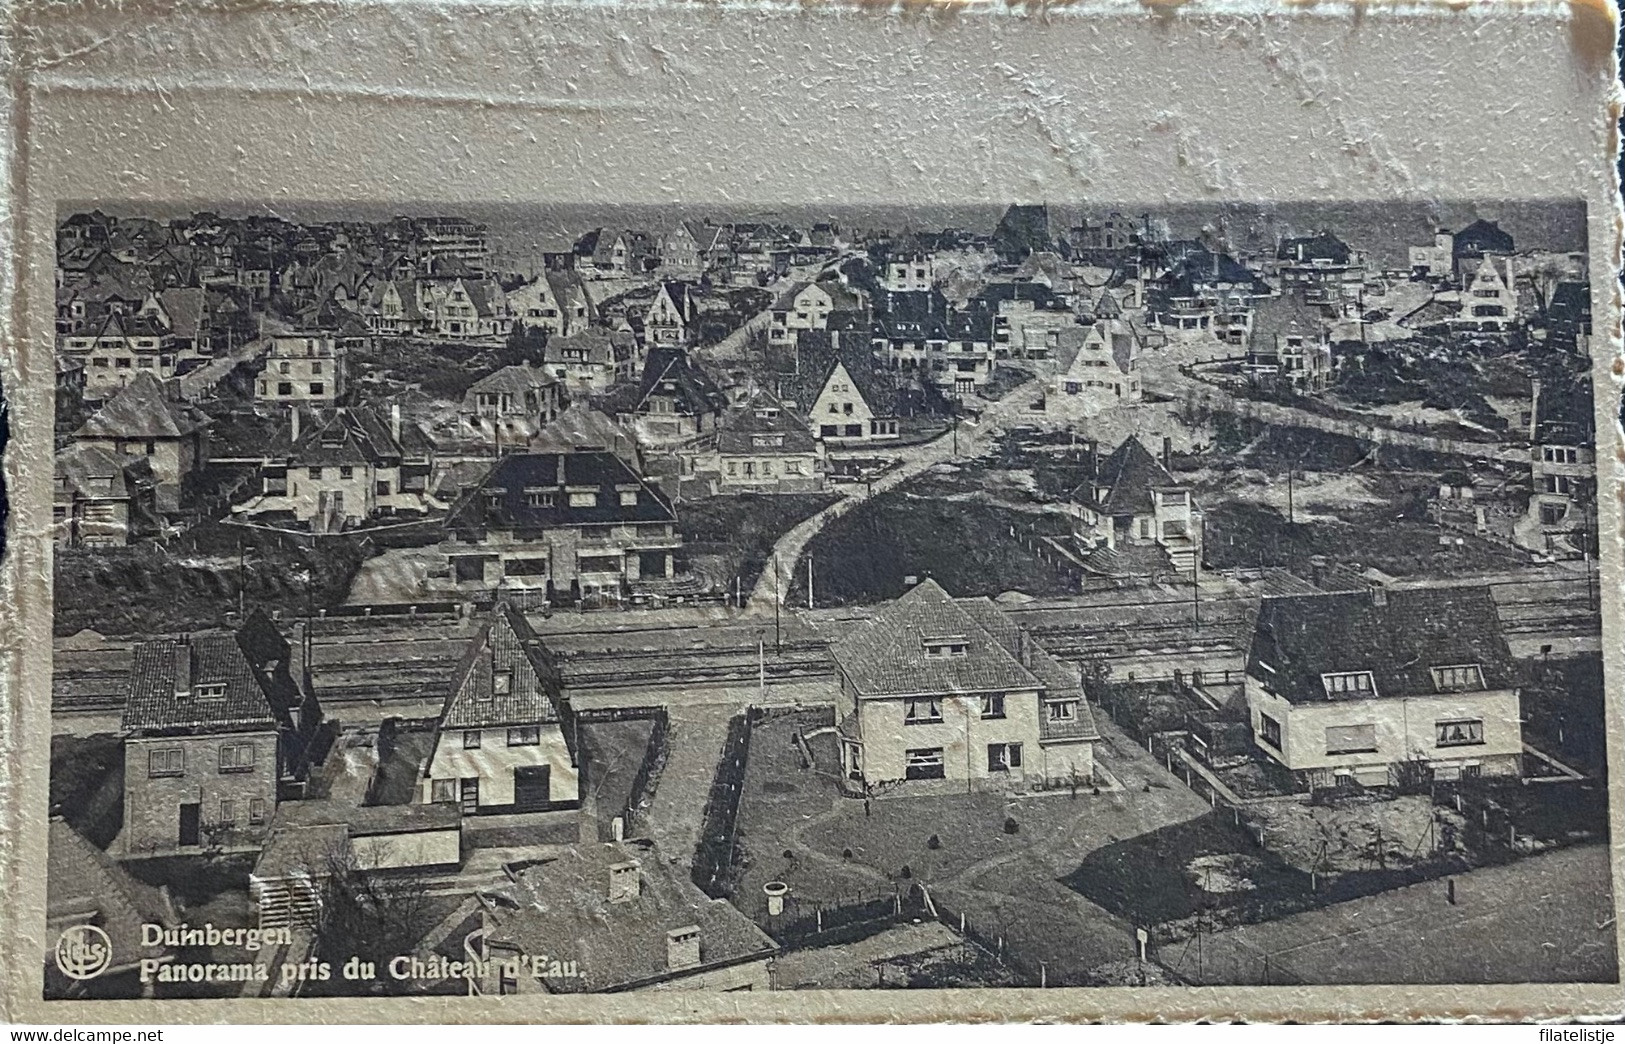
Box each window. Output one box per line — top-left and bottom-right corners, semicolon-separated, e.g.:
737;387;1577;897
924;639;968;659
1544;446;1579;464
980;694;1006;719
309;467;323;480
1325;723;1378;755
569;491;598;508
905;747;946;780
311;360;323;375
115;357;131;369
525;490;554;508
1544;474;1573;495
218;743;256;773
507;726;541;746
1258;713;1283;750
194;682;226;700
431;779;458;803
493;672;512;696
904;697;943;724
620;491;638;507
309;383;324;396
1047;701;1077;722
1436;719;1485;748
219;799;236;826
376;480;392;496
1541;503;1568;525
148;748;184;777
987;743;1024;772
279;361;292;374
248;798;266;825
727;462;737;476
463;730;482;749
1431;664;1485;693
1321;671;1375;697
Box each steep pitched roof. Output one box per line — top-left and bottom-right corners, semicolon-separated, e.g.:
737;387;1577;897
74;373;209;440
48;819;174;970
532;402;640;460
1246;587;1516;705
151;287;208;339
122;625;299;732
438;604;567;731
635;347;727;417
1453;219;1515;257
449;451;676;532
55;443;136;500
831;579;1044;698
1088;435;1179;518
1249;293;1330;344
1277;231;1353;264
715;400;817;455
468;363;558;398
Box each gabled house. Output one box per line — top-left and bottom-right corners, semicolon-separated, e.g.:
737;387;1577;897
46;818;176;999
476;840;778;993
120;612;323;857
1274;231;1363;308
256;332;346;404
53;443;156;548
791;339;900;444
1145;250;1271;344
1451;218;1515;285
573;228;633;276
1049;318;1143;408
1068;436;1201;575
658;223;703;276
831;579;1098;793
506;271;593;338
234;404;437;532
420;603;578;814
363;279;427;335
767;279;866;347
698;395;824;494
645;282;695;350
544;328;622;393
439;451;681;600
460;363;565;444
1518;373;1595;558
59;311;179;397
72;373;209;511
1539;280;1593;355
1244;588;1523;789
1453;256;1518;333
1245;293;1332;393
623;347;727;441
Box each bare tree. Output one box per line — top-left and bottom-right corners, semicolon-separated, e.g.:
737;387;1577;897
306;847;443;996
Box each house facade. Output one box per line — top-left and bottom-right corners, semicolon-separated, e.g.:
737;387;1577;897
420;604;578;813
59;312;180;398
120;613;322;857
1050;318;1142;408
1069;436;1201;575
1244;588;1523;789
72;373;209;512
460;363;565;443
832;580;1098;793
53;443;154;548
257;332;346;404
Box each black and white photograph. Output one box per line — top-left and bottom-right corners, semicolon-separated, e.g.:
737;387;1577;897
40;197;1612;1000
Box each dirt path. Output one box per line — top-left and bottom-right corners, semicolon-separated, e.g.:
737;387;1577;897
643;701;748;866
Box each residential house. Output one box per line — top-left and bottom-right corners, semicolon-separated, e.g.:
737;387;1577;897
59;311;179;398
120;612;323;856
235;405;437;532
46;818;176;999
1408;227;1456;282
1144;249;1271;344
544;328;623;394
1245;293;1333;393
645;282;695;350
419;273;509;339
439;451;681;600
831;579;1099;793
880;250;934;293
788;337;899;444
623;347;728;442
573;228;633;277
1049;318;1143;408
968;282;1075;360
138;288;214;357
1539;280;1593;355
1453;256;1518;333
363;279;427;335
1068;436;1201;576
420;603;578;813
699;397;824;494
659;223;703;276
414;216;491;275
532;402;643;471
72;373;209;511
767;279;866;349
1518;374;1595;557
1274;232;1363;310
1244;587;1523;789
506;270;593;339
1451;218;1515;285
53;443;155;548
993;203;1053;263
460;363;565;444
256;332;346;404
476;840;778;993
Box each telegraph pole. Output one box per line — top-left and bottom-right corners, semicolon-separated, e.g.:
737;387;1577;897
772;556;782;651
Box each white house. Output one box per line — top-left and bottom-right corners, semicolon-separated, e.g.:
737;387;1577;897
1244;587;1524;789
420;603;579;814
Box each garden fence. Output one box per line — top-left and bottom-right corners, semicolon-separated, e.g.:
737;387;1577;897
692;712;753;898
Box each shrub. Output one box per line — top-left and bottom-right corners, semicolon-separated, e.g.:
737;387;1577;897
1003;817;1020;835
842;848;853;860
782;849;795;860
899;865;913;879
926;834;942;850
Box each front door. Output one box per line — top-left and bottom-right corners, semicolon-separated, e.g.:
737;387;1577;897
178;803;201;847
459;778;480;814
514;766;550;811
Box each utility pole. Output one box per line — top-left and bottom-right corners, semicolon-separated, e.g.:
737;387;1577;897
1287;466;1294;525
807;555;814;610
772;556;781;651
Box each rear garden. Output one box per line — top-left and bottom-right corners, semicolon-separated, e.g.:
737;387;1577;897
678;492;839;599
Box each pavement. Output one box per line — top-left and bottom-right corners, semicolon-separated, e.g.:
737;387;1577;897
1174;842;1618;985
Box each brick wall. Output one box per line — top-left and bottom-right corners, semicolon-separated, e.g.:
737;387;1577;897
122;729;279;856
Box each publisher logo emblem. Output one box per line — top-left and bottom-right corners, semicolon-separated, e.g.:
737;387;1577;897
54;925;112;980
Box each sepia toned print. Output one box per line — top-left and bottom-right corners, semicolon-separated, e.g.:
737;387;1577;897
44;199;1611;1002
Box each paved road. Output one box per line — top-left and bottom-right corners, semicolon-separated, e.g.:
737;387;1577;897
1174;842;1617;985
743;378;1044;614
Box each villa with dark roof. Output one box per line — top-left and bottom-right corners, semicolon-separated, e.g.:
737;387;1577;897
120;611;322;857
439;450;681;599
71;372;209;512
1245;292;1333;393
1068;435;1202;576
831;579;1098;793
1244;587;1524;789
421;603;578;813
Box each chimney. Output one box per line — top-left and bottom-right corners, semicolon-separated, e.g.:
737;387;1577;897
903;574;919;588
290;406;300;443
173;642;193;698
607;860;640;904
1528;379;1542;443
390;404;402;443
666;926;701;972
556;454;566;486
1369;584;1388;608
1018;629;1032;668
1162;436;1172;468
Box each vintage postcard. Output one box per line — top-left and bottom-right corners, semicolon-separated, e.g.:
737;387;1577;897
1;0;1620;1025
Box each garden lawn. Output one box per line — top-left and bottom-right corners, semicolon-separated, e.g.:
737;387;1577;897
679;493;839;596
578;717;658;841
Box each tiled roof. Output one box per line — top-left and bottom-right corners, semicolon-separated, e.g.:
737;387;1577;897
439;604;567;730
55;443;135;500
449;451;676;532
483;840;777;991
468;363;557;397
274;404;430;465
48;819;174;966
122;627;295;732
1246;587;1517;705
532;403;640;460
635;347;727;417
1249;292;1329;343
832;579;1044;698
74;373;209;440
1277;232;1353;264
715;403;817;455
1088;435;1179;518
546;329;617;367
1453;219;1515;257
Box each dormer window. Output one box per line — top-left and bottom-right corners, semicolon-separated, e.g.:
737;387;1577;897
194;682;227;700
923;637;969;659
1431;664;1485;693
1320;671;1375;697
